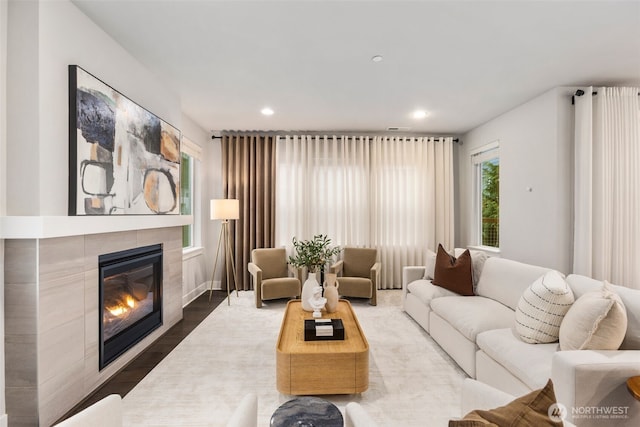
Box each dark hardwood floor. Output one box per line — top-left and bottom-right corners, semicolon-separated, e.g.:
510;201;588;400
58;289;227;423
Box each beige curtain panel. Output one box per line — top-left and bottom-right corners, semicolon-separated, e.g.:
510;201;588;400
222;134;277;291
275;135;455;289
370;136;455;287
573;87;640;289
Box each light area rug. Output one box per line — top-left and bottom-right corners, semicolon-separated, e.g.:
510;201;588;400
122;290;468;426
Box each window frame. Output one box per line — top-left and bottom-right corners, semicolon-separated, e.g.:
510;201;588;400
470;141;500;250
180;137;203;252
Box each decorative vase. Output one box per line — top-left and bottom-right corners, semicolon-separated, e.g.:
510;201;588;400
323;273;339;313
301;272;320;311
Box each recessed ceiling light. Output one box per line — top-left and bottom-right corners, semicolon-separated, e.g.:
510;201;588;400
412;110;429;119
371;55;383;63
261;107;274;116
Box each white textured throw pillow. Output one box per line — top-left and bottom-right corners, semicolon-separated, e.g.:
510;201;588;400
463;249;488;291
424;249;437;280
442;248;489;291
559;281;628;351
515;270;575;344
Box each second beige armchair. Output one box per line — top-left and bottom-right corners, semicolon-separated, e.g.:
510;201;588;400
248;248;302;308
331;247;380;306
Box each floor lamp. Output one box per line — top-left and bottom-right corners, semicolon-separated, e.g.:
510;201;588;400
209;199;240;305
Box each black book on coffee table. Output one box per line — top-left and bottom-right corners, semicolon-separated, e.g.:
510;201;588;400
304;319;345;341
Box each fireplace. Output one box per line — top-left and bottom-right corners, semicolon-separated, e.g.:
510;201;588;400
99;244;163;369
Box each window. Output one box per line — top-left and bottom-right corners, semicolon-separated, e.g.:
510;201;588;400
275;135;370;247
180;152;194;247
472;142;499;248
180;137;202;249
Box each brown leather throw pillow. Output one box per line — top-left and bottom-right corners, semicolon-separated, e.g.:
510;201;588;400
432;244;474;296
449;379;563;427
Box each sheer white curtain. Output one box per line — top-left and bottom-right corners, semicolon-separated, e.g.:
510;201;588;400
275;135;371;248
573;87;640;289
371;136;454;287
275;135;455;289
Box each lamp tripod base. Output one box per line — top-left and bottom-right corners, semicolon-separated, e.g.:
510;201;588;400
208;220;239;305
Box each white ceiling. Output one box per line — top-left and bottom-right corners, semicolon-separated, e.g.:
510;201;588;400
72;0;640;135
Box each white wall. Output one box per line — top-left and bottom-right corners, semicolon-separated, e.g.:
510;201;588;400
1;0;8;423
180;114;220;305
181;136;225;304
6;0;39;216
457;88;574;273
203;137;224;290
1;0;8;218
7;0;183;216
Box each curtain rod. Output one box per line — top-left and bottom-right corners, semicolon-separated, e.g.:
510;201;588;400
572;89;640;105
574;89;640;96
211;134;460;143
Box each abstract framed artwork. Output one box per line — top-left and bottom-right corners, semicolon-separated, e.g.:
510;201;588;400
69;65;181;215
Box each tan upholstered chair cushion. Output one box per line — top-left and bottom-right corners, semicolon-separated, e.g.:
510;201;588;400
333;247;379;306
261;278;300;300
337;277;373;299
252;248;288;279
249;248;301;307
343;247;377;278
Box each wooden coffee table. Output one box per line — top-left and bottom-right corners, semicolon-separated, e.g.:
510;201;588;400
276;299;369;395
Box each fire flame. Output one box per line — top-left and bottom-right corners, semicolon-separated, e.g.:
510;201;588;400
108;296;136;317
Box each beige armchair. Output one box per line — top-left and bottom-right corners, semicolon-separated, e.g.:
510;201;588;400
248;248;302;308
330;247;380;306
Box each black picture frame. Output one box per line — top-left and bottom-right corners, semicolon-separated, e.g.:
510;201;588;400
69;65;181;215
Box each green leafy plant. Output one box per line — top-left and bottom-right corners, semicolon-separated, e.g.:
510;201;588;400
481;160;499;247
288;234;341;274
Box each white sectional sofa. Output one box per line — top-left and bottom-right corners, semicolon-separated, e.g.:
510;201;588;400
402;255;640;426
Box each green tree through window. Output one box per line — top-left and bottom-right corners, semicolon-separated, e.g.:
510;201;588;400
180;152;193;248
481;160;499;247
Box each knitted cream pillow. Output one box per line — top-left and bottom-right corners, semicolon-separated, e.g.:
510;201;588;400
515;270;575;344
559;281;628;351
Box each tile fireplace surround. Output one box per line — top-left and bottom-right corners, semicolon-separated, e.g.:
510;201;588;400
3;219;186;426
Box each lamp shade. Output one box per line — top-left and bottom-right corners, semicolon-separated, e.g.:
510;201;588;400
210;199;239;220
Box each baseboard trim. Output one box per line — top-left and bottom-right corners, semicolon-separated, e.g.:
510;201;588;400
182;281;220;307
0;413;8;427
